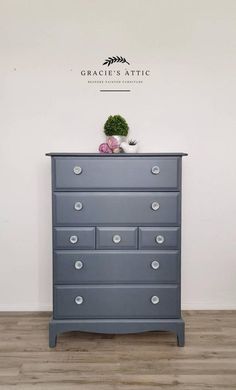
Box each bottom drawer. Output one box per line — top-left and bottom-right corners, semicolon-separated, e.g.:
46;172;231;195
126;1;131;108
54;285;180;319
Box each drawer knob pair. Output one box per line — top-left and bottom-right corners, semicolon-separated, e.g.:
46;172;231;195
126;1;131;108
151;260;160;270
75;295;159;305
75;201;160;212
73;166;82;175
156;235;165;244
151;296;160;304
113;234;121;244
74;260;83;270
70;235;78;244
151;165;160;175
75;296;83;305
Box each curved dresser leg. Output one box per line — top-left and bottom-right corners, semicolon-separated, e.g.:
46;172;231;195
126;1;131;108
49;322;57;348
176;323;185;347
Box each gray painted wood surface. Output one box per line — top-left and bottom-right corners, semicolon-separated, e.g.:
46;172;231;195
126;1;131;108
47;153;186;347
53;192;180;226
53;157;180;191
54;250;180;284
54;285;180;319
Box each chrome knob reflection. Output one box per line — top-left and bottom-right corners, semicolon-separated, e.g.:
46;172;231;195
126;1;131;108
75;296;83;305
69;235;78;244
113;234;121;244
151;260;160;270
151;202;160;211
73;166;82;175
151;296;160;304
74;201;83;211
151;166;160;175
74;260;83;270
155;235;165;244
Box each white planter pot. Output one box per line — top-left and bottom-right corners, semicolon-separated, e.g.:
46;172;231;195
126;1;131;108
120;142;139;153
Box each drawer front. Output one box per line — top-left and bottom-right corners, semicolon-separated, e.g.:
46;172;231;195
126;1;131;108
54;227;95;249
96;227;137;249
53;192;180;226
53;157;179;191
54;285;180;319
54;251;179;284
139;227;180;249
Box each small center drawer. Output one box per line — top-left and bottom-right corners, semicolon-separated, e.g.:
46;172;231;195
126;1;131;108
53;157;180;191
54;251;179;284
54;285;180;319
96;227;137;249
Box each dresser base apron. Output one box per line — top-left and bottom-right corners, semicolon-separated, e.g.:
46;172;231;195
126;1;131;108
49;318;185;348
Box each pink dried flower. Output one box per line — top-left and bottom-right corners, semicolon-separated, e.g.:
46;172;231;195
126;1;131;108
113;147;121;154
107;136;119;151
98;143;112;154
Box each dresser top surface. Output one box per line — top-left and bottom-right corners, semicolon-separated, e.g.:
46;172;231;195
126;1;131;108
46;152;188;157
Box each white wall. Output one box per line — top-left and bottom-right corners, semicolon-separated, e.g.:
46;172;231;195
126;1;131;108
1;0;236;310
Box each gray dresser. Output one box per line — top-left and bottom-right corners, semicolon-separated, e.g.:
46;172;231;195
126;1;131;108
46;152;187;347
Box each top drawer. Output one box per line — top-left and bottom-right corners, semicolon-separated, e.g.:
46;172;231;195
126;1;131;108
53;157;180;191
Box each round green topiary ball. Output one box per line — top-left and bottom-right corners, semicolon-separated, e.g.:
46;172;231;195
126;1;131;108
104;115;129;137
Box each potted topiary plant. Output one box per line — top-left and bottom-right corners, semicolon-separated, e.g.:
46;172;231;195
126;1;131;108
104;115;129;148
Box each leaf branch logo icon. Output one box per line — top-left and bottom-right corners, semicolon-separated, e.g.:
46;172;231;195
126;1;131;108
103;56;130;67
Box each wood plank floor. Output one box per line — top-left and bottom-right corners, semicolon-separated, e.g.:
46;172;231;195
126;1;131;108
0;311;236;389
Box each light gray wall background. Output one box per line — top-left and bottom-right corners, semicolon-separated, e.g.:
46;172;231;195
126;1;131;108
1;0;236;310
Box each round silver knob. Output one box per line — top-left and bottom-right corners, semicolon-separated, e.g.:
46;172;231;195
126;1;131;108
151;202;160;211
74;260;83;270
113;234;121;244
73;166;82;175
151;295;160;304
69;235;78;244
75;296;83;305
151;166;160;175
156;235;165;244
74;201;83;211
151;260;160;270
